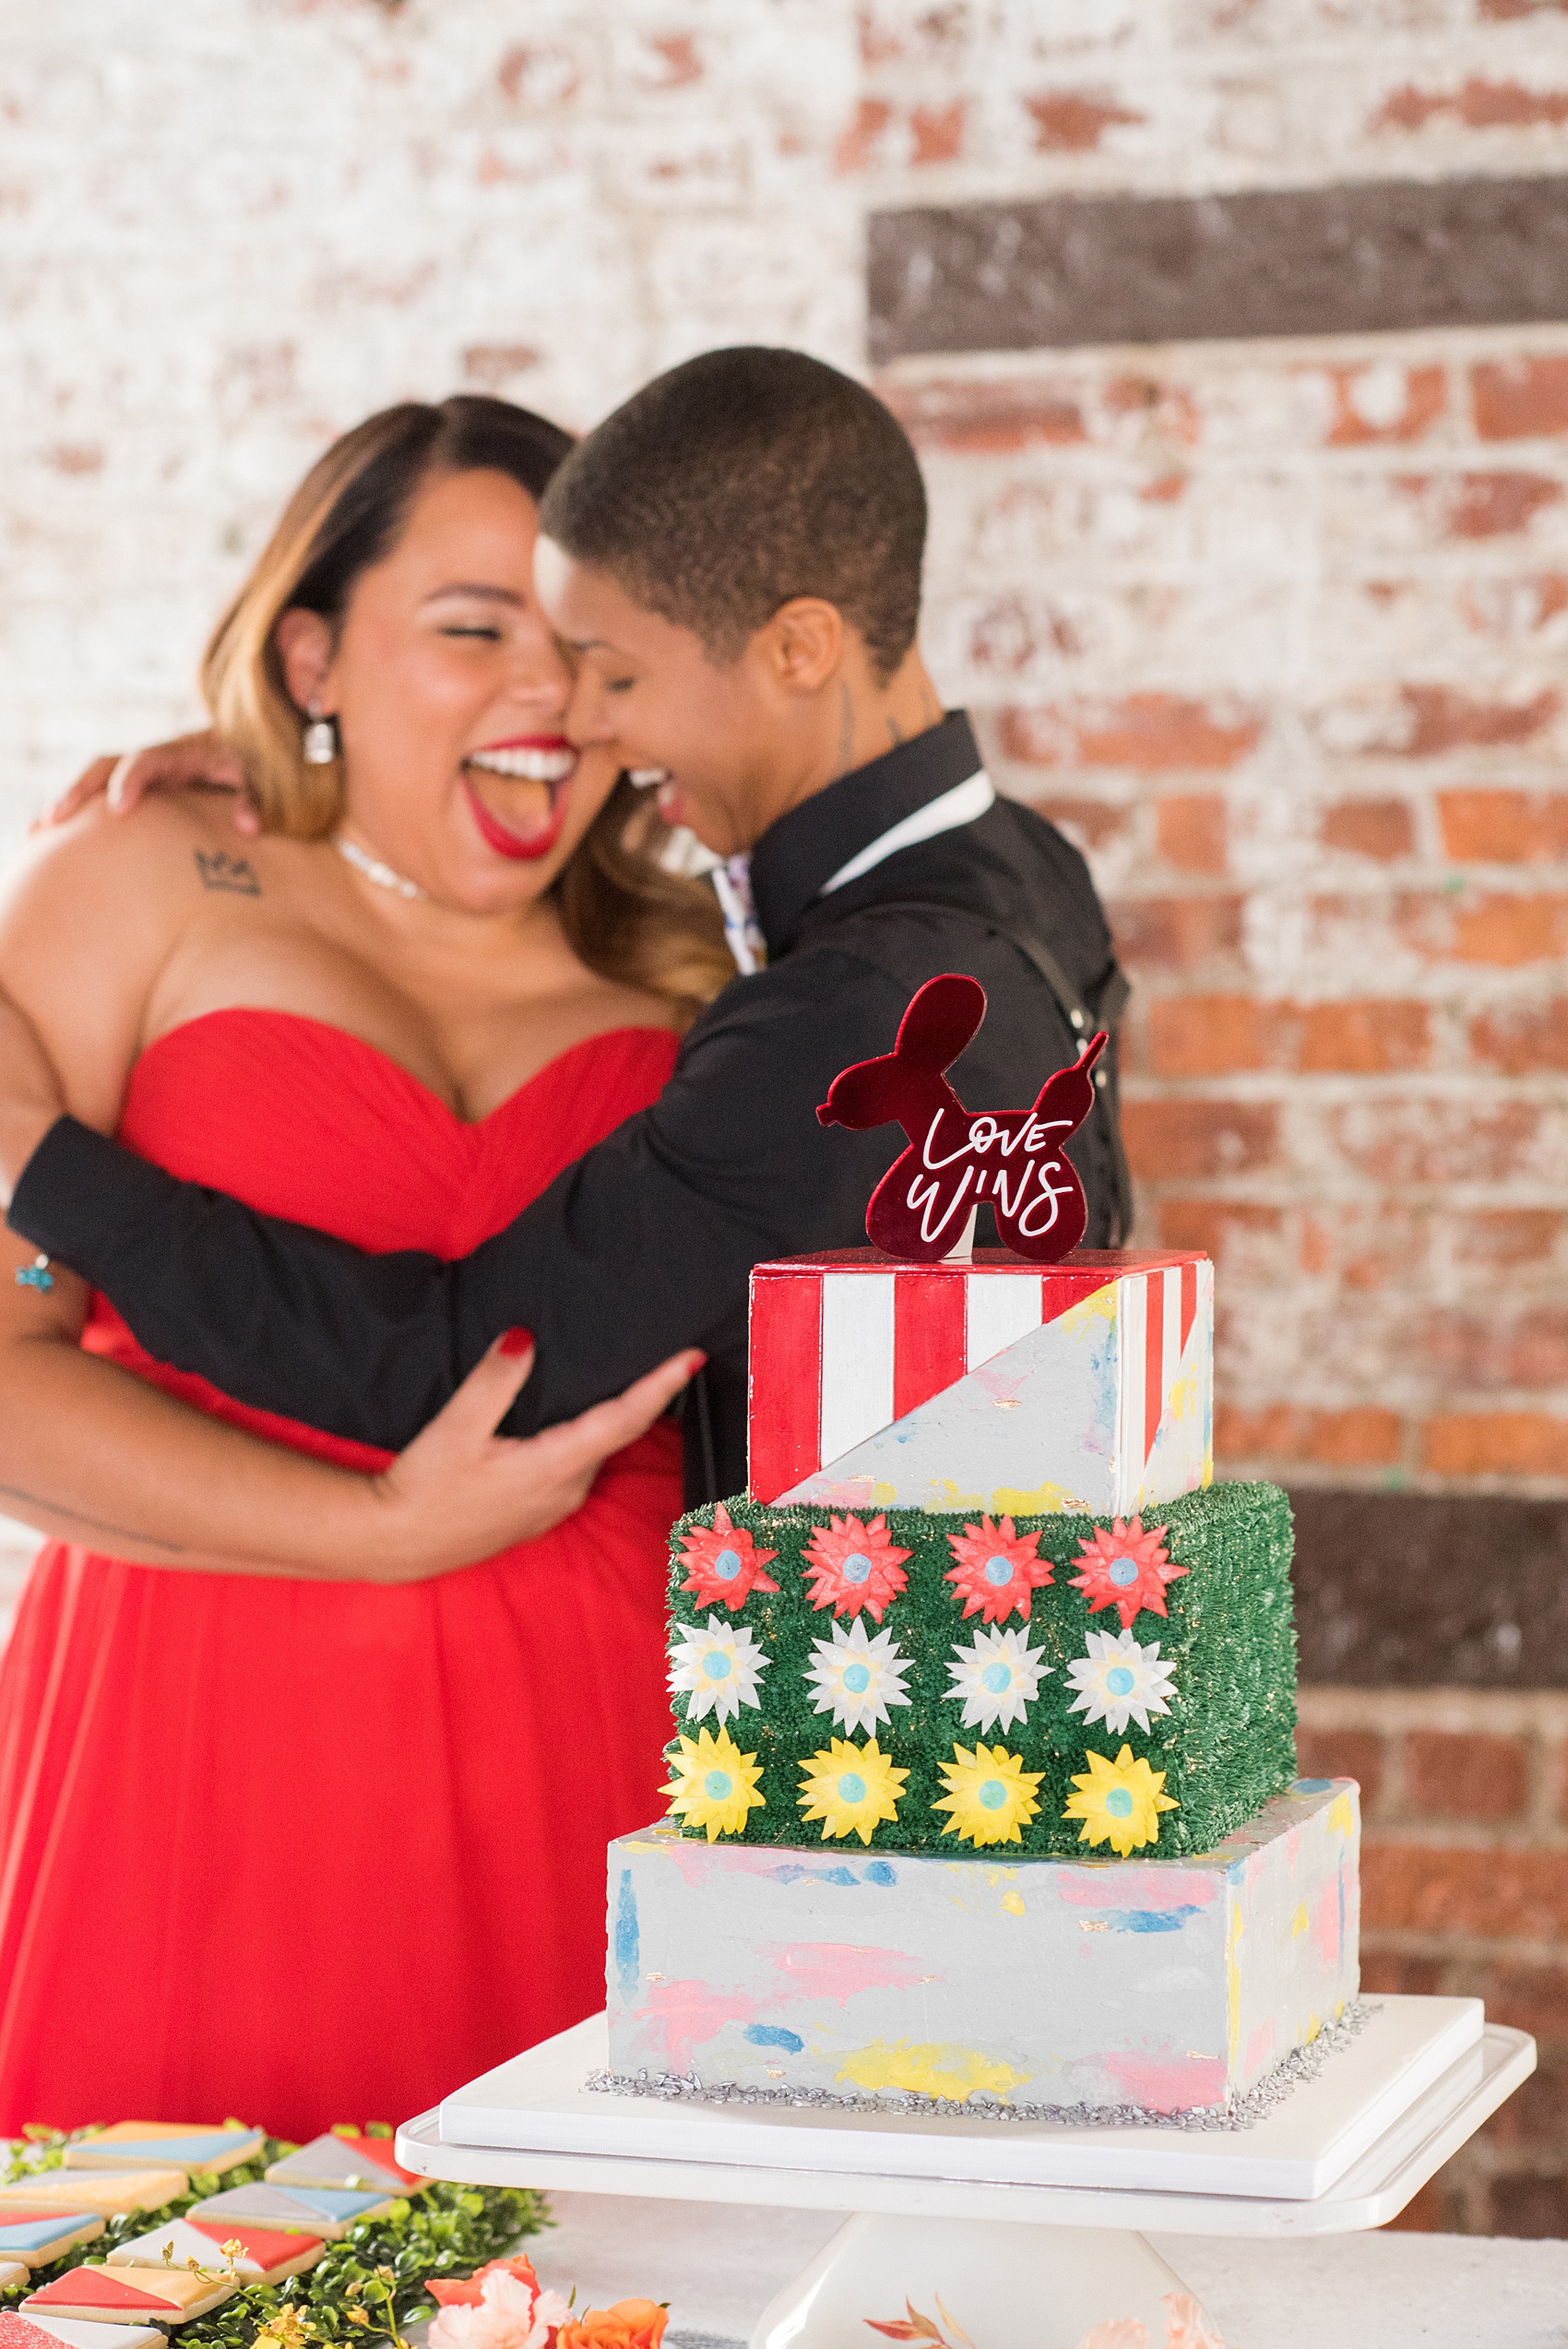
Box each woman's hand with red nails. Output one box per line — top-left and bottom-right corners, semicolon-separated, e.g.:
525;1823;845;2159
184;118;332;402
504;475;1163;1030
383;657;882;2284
351;1332;707;1582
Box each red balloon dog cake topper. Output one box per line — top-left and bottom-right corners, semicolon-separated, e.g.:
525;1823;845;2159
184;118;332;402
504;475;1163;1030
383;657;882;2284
816;972;1108;1265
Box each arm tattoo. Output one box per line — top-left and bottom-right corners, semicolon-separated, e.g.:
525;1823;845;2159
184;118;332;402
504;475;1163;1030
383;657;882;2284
195;849;261;896
0;1479;186;1554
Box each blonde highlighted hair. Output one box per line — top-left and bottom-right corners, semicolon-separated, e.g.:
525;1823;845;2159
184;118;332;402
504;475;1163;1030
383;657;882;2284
201;395;732;1020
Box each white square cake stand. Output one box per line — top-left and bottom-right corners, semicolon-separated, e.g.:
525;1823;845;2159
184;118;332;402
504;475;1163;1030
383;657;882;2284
396;1998;1533;2349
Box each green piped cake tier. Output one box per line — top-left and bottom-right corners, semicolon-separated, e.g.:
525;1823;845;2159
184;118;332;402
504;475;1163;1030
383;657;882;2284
663;1481;1296;1859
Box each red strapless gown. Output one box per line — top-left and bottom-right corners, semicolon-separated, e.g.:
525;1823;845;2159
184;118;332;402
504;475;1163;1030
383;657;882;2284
0;1010;683;2139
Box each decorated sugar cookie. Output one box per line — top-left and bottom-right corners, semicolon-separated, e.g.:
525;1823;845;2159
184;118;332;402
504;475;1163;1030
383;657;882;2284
186;2183;392;2239
0;2215;105;2266
2;2318;165;2349
264;2131;422;2198
22;2264;238;2324
0;2178;185;2220
65;2126;262;2178
110;2220;321;2286
0;2264;27;2292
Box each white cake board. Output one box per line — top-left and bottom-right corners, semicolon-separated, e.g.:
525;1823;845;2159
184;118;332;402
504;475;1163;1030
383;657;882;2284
397;1998;1534;2349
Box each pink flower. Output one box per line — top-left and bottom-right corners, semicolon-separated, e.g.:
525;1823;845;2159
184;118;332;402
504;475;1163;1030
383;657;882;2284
1160;2295;1227;2349
1070;2324;1148;2349
1070;1517;1185;1630
428;2267;571;2349
677;1504;780;1612
802;1513;910;1622
944;1514;1053;1624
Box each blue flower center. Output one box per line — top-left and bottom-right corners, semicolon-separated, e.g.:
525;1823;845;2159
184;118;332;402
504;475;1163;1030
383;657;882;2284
713;1546;742;1581
837;1772;867;1805
704;1770;733;1800
1106;1666;1135;1696
702;1652;731;1680
842;1662;871;1693
979;1779;1008;1810
841;1551;873;1584
1105;1787;1134;1818
983;1555;1014;1586
1108;1556;1140;1587
981;1662;1012;1693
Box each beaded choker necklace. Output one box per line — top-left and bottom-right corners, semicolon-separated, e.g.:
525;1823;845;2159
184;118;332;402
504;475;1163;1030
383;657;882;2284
333;832;427;902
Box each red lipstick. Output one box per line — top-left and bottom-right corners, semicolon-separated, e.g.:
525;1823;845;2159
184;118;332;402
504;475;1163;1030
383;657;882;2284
461;776;566;863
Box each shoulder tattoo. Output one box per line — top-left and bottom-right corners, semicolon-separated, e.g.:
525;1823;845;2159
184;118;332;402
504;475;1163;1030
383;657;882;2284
195;848;261;896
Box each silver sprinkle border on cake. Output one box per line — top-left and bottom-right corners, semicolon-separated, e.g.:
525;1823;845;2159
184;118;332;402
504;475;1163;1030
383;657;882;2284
587;1997;1377;2133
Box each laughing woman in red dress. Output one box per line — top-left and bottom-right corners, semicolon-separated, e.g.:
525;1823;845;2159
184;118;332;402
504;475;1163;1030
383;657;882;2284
0;399;729;2137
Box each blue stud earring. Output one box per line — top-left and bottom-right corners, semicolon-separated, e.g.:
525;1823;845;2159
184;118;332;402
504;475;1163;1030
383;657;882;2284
15;1254;53;1292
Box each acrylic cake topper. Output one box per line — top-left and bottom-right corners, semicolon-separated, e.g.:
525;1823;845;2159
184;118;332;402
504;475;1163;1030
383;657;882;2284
816;972;1107;1264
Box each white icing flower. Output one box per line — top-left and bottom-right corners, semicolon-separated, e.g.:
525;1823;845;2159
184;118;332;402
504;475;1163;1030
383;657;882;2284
429;2272;570;2349
804;1616;912;1735
944;1624;1051;1733
1066;1628;1177;1735
669;1613;768;1723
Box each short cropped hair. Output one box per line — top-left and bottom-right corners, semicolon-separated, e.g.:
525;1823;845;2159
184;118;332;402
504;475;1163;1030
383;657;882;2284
539;347;927;679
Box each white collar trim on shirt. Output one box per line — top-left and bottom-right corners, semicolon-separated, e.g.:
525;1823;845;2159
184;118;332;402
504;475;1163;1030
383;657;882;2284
818;768;997;895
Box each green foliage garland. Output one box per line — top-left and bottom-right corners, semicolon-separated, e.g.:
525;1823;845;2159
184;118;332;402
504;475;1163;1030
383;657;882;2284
0;2132;547;2346
666;1480;1298;1857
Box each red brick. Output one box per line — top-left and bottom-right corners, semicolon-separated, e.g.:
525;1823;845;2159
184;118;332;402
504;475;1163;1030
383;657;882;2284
1481;0;1568;18
1400;683;1560;756
1398;888;1568;965
1473;354;1568;439
1321;363;1446;447
1294;1726;1386;1811
1476;2057;1568;2152
1157;793;1228;875
1414;1305;1568;1388
1109;896;1245;972
1374;77;1568;133
636;32;703;88
1330;1098;1539;1184
496;42;582;108
1157;1198;1285;1267
1000;695;1262;774
1459;1961;1568;2048
1362;1844;1568;1939
1403;1732;1528;1824
1105;376;1202;447
1438;789;1568;862
835;96;892;173
1460;572;1568;639
1422;1413;1568;1476
1146;995;1266;1077
1121;1098;1278;1181
1399;470;1564;541
1384;2176;1451;2234
1358;1950;1444;1997
42;444;102;477
910;101;965;164
883;381;1087;453
1030;796;1131;851
1298;1000;1431;1074
1452;893;1568;965
1215;1403;1403;1469
1319;797;1415;859
1454;1210;1566;1269
461;344;539;390
1471;999;1568;1074
1024;90;1143;151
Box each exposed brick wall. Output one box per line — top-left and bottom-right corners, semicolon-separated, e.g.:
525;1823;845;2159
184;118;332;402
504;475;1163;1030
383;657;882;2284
888;333;1568;1508
1300;1691;1568;2236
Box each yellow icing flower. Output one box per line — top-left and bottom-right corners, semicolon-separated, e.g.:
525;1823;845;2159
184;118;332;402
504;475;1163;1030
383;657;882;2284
662;1725;766;1842
797;1737;908;1845
932;1741;1042;1847
1063;1743;1179;1856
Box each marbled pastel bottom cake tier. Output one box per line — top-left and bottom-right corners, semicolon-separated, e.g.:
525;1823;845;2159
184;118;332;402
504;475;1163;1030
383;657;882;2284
605;1778;1360;2116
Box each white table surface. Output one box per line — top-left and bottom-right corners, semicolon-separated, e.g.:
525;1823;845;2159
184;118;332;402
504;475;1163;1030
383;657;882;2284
527;2190;1568;2347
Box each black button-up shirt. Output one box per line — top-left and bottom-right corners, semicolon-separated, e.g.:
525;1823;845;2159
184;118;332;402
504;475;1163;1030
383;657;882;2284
10;712;1127;1500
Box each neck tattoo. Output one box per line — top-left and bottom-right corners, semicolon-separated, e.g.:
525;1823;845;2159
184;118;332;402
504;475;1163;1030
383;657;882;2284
334;832;428;902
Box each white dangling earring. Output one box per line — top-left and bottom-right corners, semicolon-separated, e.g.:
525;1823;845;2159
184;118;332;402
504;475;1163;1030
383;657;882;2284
302;700;338;766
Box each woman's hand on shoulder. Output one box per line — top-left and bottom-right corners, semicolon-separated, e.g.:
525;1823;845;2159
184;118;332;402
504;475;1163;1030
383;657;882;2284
40;733;258;833
345;1331;706;1582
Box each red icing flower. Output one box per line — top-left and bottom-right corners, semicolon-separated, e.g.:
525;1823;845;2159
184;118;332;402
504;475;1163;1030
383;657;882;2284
944;1514;1053;1623
802;1513;911;1621
1071;1516;1186;1628
677;1504;779;1612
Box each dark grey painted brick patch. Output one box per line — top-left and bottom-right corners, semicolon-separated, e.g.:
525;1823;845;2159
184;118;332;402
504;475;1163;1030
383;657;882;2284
869;174;1568;362
1291;1487;1568;1688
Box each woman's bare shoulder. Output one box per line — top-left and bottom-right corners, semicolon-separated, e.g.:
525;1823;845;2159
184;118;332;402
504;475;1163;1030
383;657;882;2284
0;792;248;1123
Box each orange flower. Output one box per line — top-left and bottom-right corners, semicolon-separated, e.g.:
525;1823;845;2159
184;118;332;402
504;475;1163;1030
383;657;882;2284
555;2300;668;2349
428;2256;541;2308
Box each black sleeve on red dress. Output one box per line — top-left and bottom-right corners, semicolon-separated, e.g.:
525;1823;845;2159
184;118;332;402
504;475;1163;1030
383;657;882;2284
7;949;913;1457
